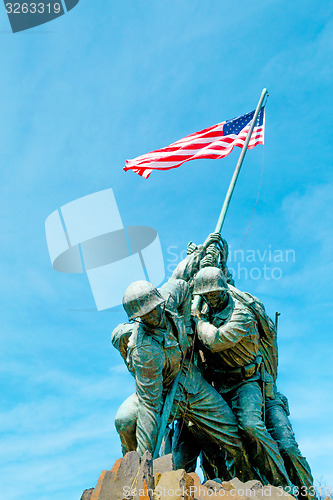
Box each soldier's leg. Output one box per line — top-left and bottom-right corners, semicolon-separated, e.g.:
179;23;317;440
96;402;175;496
230;381;292;487
265;394;315;499
177;369;252;481
172;420;201;471
172;419;230;479
200;446;230;481
114;393;138;454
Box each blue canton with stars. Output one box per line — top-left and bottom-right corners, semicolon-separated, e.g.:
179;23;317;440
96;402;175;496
223;107;265;136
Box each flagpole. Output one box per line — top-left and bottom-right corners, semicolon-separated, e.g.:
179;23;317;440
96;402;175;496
156;90;268;459
214;88;268;233
192;88;268;314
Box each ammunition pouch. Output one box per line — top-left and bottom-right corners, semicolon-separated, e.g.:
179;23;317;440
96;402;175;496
207;355;262;383
260;364;275;399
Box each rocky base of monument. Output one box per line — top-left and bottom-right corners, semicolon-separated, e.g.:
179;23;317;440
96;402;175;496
80;451;298;500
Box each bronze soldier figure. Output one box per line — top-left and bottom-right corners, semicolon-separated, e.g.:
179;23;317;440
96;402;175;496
187;238;315;498
191;266;311;491
115;275;252;480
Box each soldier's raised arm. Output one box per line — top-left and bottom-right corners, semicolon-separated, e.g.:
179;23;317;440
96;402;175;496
171;232;222;282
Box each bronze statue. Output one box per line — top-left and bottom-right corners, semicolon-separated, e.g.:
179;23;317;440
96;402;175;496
112;235;252;481
111;233;315;498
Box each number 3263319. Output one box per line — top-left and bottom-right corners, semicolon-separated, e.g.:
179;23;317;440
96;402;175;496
5;3;62;14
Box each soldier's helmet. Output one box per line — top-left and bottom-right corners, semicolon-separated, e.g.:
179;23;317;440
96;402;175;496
122;281;166;321
193;267;228;295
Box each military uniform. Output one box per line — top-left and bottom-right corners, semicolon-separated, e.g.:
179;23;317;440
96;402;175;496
196;289;292;487
198;283;315;497
114;277;251;480
265;393;315;499
113;243;206;454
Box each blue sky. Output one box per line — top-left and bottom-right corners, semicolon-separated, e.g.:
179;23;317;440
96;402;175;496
0;1;332;499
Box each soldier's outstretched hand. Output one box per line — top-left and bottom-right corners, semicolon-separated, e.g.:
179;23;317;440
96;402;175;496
201;245;220;268
200;254;217;268
203;232;221;250
187;241;197;255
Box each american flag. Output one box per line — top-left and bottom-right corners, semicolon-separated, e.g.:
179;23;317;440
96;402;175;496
124;107;265;179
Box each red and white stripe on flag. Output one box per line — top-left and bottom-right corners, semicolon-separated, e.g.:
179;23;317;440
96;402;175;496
123;108;265;179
